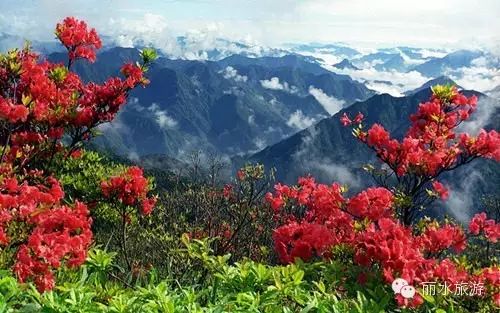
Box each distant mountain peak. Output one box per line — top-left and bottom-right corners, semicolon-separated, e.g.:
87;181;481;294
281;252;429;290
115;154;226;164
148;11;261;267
333;58;359;70
405;76;459;96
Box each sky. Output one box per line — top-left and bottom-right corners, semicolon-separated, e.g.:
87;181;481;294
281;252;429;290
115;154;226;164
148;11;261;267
0;0;499;50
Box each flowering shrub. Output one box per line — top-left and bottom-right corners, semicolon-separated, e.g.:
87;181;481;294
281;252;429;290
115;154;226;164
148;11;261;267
342;86;499;225
101;166;157;216
0;17;155;291
469;212;500;242
100;166;157;269
267;87;500;309
0;176;92;291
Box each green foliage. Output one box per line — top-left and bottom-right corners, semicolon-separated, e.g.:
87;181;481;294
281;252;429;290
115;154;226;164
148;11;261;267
107;163;279;281
140;48;158;66
55;150;118;203
430;84;456;103
0;241;400;313
2;234;498;312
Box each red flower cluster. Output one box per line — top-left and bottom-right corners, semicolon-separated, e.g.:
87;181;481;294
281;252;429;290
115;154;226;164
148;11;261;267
343;88;499;178
0;17;154;291
355;218;436;291
0;177;92;291
432;181;449;200
474;267;500;307
223;184;233;199
101;166;157;215
417;223;466;254
268;88;500;308
469;213;500;243
273;222;336;263
0;97;29;122
347;187;394;221
0;25;151;179
267;177;354;263
55;17;102;62
340;112;364;126
266;87;500;307
267;178;500;307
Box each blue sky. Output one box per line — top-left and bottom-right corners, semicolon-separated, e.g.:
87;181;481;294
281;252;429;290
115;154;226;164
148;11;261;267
1;0;499;50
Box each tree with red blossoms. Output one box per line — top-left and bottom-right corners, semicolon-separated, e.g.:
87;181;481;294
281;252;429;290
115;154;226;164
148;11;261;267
0;17;156;291
101;166;157;270
266;86;500;309
343;85;499;225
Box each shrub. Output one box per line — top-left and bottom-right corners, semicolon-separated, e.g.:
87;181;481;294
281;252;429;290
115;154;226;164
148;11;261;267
0;17;156;291
267;86;500;309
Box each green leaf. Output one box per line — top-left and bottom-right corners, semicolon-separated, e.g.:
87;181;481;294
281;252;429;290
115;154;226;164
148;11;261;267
141;48;158;64
422;292;435;304
293;270;304;285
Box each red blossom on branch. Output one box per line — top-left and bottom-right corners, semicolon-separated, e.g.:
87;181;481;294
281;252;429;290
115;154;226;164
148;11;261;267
55;17;102;63
432;181;449;200
341;87;499;225
101;166;157;215
469;213;500;243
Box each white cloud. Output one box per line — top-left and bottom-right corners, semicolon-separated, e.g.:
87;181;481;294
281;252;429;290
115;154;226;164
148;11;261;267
128;97;146;112
253;138;266;150
248;114;256;125
260;77;298;94
328;65;431;96
487;87;500;99
269;98;280;106
148;103;178;129
98;118;128;133
128;151;140;161
220;66;248;82
445;169;485;223
292;126;361;187
294;50;344;66
223;86;245;96
418;48;449;59
307;160;361;188
295;0;500;48
395;48;427;66
1;1;500;51
365;82;404;97
106;13;181;55
96;111;140;159
286;110;316;129
103;14;287;60
155;111;178;129
260;77;283;90
448;66;500;93
458;97;499;135
308;86;345;115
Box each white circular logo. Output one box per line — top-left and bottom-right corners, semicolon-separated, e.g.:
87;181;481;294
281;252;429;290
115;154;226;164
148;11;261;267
391;278;409;294
400;285;416;299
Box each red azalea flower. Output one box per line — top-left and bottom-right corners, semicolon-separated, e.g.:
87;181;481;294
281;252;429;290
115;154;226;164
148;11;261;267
432;181;449;200
340;112;352;126
56;17;102;63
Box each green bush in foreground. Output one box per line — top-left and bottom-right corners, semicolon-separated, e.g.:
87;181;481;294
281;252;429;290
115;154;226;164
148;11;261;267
1;237;491;313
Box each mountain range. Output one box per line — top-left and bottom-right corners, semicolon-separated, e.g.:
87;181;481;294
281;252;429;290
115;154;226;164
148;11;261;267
49;47;374;159
13;37;497;221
